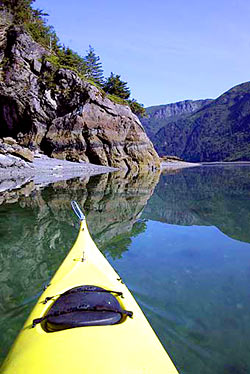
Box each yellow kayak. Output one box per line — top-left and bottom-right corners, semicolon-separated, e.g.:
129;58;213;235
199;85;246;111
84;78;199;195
2;202;178;374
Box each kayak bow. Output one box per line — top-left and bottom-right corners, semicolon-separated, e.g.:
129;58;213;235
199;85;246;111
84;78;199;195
2;201;178;374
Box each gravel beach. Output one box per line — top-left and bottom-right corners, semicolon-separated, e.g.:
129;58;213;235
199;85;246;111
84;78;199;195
161;161;201;169
0;154;118;193
32;156;118;184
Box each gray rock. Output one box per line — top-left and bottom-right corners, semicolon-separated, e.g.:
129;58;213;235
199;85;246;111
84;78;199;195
0;153;28;168
2;137;17;145
32;59;42;74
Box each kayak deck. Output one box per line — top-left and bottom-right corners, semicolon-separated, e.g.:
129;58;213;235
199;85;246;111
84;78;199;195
2;217;178;373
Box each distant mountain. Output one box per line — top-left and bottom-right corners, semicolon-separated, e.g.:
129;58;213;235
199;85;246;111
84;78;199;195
140;99;212;139
142;82;250;161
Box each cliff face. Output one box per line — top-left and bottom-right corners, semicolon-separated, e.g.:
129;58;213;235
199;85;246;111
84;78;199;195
140;99;212;139
147;83;250;162
0;18;159;171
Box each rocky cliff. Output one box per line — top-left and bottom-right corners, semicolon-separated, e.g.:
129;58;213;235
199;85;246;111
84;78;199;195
0;13;159;171
146;83;250;162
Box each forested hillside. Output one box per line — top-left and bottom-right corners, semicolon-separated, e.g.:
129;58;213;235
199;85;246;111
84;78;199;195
142;83;250;162
140;99;212;139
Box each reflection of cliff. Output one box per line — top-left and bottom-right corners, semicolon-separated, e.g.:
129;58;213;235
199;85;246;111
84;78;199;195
0;171;160;304
0;170;159;363
142;166;250;243
85;172;160;257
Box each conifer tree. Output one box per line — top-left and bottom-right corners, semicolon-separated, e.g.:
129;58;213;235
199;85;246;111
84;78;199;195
83;45;104;85
103;73;130;99
57;47;86;74
127;99;146;117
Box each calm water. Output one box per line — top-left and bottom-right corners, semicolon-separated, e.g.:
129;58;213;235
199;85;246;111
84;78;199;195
1;166;250;373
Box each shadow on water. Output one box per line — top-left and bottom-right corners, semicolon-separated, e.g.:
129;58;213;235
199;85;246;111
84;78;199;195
1;165;250;373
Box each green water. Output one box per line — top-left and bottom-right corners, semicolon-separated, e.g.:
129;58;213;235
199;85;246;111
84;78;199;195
1;166;250;373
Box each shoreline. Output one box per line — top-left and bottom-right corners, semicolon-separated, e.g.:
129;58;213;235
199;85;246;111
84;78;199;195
0;154;118;193
1;156;250;195
161;161;201;170
161;160;250;170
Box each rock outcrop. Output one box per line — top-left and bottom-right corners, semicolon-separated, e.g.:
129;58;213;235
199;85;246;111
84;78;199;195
0;14;159;171
0;135;115;188
0;137;34;161
0;137;34;179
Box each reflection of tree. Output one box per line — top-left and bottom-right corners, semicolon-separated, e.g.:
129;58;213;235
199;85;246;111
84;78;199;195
98;220;147;259
143;166;250;243
83;171;159;255
131;220;147;237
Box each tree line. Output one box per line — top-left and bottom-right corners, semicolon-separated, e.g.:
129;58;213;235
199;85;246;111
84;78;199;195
0;0;146;116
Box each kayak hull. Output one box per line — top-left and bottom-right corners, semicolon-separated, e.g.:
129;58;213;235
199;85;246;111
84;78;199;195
2;219;178;374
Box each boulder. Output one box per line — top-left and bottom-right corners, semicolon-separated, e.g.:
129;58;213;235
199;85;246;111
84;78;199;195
0;138;34;162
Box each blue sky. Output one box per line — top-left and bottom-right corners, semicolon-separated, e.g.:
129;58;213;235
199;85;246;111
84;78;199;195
35;0;250;107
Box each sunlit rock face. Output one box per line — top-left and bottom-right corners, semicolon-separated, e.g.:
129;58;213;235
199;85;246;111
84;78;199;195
0;13;160;172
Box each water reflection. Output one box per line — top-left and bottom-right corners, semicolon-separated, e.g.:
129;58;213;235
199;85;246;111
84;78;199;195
142;166;250;243
0;170;160;362
1;165;250;373
122;221;250;374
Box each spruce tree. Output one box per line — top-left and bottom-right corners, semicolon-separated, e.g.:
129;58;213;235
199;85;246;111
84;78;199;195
83;45;104;85
127;99;146;117
57;47;86;74
103;73;130;99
